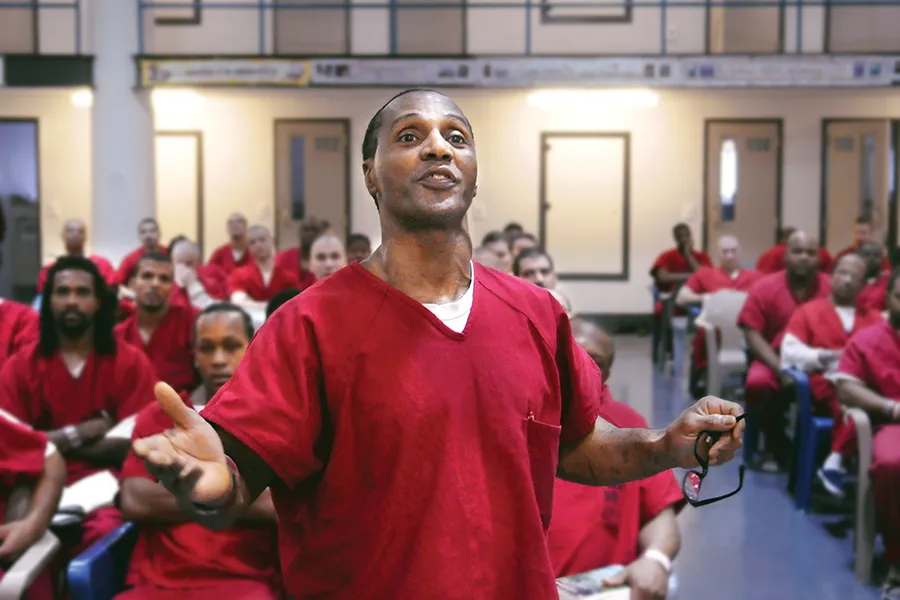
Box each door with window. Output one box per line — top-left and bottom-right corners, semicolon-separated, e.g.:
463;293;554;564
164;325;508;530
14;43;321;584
274;120;350;249
822;120;892;253
705;120;781;264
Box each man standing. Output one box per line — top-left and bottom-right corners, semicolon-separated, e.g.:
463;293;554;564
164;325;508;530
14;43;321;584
37;219;115;293
134;90;743;600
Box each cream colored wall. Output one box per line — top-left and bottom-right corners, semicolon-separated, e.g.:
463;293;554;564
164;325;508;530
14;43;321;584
0;89;92;264
152;87;900;315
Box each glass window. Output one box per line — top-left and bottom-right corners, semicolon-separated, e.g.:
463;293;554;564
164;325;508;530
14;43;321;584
719;138;738;222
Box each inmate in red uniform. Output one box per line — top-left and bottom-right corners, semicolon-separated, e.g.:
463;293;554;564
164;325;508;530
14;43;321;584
201;262;604;600
116;303;199;396
37;256;116;293
0;410;55;599
115;247;167;287
834;245;891;275
207;244;250;276
170;265;231;309
784;298;882;454
857;274;889;314
547;392;682;577
739;271;830;449
835;321;900;565
273;248;317;290
228;263;302;302
756;245;833;274
117;397;281;600
0;301;38;369
684;267;760;373
0;342;157;552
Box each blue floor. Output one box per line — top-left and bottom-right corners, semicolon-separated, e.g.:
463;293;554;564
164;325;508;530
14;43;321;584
611;336;882;600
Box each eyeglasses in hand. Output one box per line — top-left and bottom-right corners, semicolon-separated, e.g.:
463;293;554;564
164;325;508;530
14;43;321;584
681;413;746;508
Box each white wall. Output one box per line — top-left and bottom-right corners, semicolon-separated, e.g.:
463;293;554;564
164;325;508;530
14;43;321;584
150;87;900;315
0;89;91;263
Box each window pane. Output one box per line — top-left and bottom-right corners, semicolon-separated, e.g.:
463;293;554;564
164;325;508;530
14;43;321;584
720;138;738;222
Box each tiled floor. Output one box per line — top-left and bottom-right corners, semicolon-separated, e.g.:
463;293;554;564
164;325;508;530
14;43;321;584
610;335;882;600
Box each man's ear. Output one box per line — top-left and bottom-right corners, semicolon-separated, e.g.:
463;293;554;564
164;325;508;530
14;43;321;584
362;160;378;199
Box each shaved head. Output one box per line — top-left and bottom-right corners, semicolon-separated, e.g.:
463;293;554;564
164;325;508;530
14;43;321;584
571;317;615;382
716;234;741;271
62;218;87;253
785;229;819;278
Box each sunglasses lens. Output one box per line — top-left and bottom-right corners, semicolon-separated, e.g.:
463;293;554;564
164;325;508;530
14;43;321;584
682;471;702;502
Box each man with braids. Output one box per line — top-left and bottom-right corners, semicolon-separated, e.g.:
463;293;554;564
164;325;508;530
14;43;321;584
0;256;157;555
133;89;744;600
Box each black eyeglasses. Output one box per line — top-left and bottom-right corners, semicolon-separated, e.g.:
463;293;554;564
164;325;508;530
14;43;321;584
682;414;746;508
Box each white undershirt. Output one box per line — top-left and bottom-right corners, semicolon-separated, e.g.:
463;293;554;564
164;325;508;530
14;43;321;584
780;304;856;372
421;262;474;334
232;249;244;263
260;265;274;287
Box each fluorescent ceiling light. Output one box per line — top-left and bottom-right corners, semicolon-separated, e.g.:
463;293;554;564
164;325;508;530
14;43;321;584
151;89;206;112
70;89;93;108
527;88;660;110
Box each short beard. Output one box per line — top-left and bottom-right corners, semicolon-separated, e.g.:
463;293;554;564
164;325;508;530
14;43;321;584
57;319;91;340
139;301;166;314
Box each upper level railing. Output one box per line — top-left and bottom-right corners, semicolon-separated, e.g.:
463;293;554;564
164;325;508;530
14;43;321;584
0;1;83;54
3;0;900;58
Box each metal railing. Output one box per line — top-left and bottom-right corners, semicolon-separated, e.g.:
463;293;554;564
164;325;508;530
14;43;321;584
134;0;900;56
0;1;82;54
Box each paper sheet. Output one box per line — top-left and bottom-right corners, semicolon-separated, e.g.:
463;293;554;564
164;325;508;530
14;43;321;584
59;470;119;514
105;414;137;440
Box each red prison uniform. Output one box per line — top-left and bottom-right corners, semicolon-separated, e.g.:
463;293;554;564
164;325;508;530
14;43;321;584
649;248;712;317
834;245;891;275
756;244;834;275
170;265;230;309
115;247;167;287
738;271;831;451
117;396;281;600
201;262;604;599
115;303;199;395
36;255;116;293
782;298;882;455
684;267;760;374
834;321;900;565
0;410;56;599
228;263;302;303
547;392;683;577
0;300;38;369
207;244;250;276
273;248;317;290
0;342;158;554
857;274;889;314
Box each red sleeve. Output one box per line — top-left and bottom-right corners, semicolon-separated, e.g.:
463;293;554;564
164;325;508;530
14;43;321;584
200;265;230;300
12;309;38;352
784;306;811;343
0;353;39;425
109;345;158;422
684;269;706;294
698;252;713;268
207;246;225;269
114;252;139;286
555;303;604;445
639;470;684;524
882;254;892;274
649;250;674;276
121;405;168;481
36;266;49;293
0;409;48;480
228;269;250;294
201;306;324;488
837;336;870;382
737;281;767;333
94;257;117;285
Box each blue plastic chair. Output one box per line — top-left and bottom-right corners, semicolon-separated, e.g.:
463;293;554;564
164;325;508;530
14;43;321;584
67;522;138;600
786;368;833;512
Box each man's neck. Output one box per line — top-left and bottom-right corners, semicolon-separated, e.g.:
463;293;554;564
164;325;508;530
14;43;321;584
830;295;855;309
367;226;472;304
787;271;815;290
137;305;170;330
255;257;274;271
230;239;247;251
57;331;93;356
721;265;740;276
66;248;85;257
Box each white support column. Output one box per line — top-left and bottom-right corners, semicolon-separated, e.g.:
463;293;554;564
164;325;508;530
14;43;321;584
90;0;155;265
